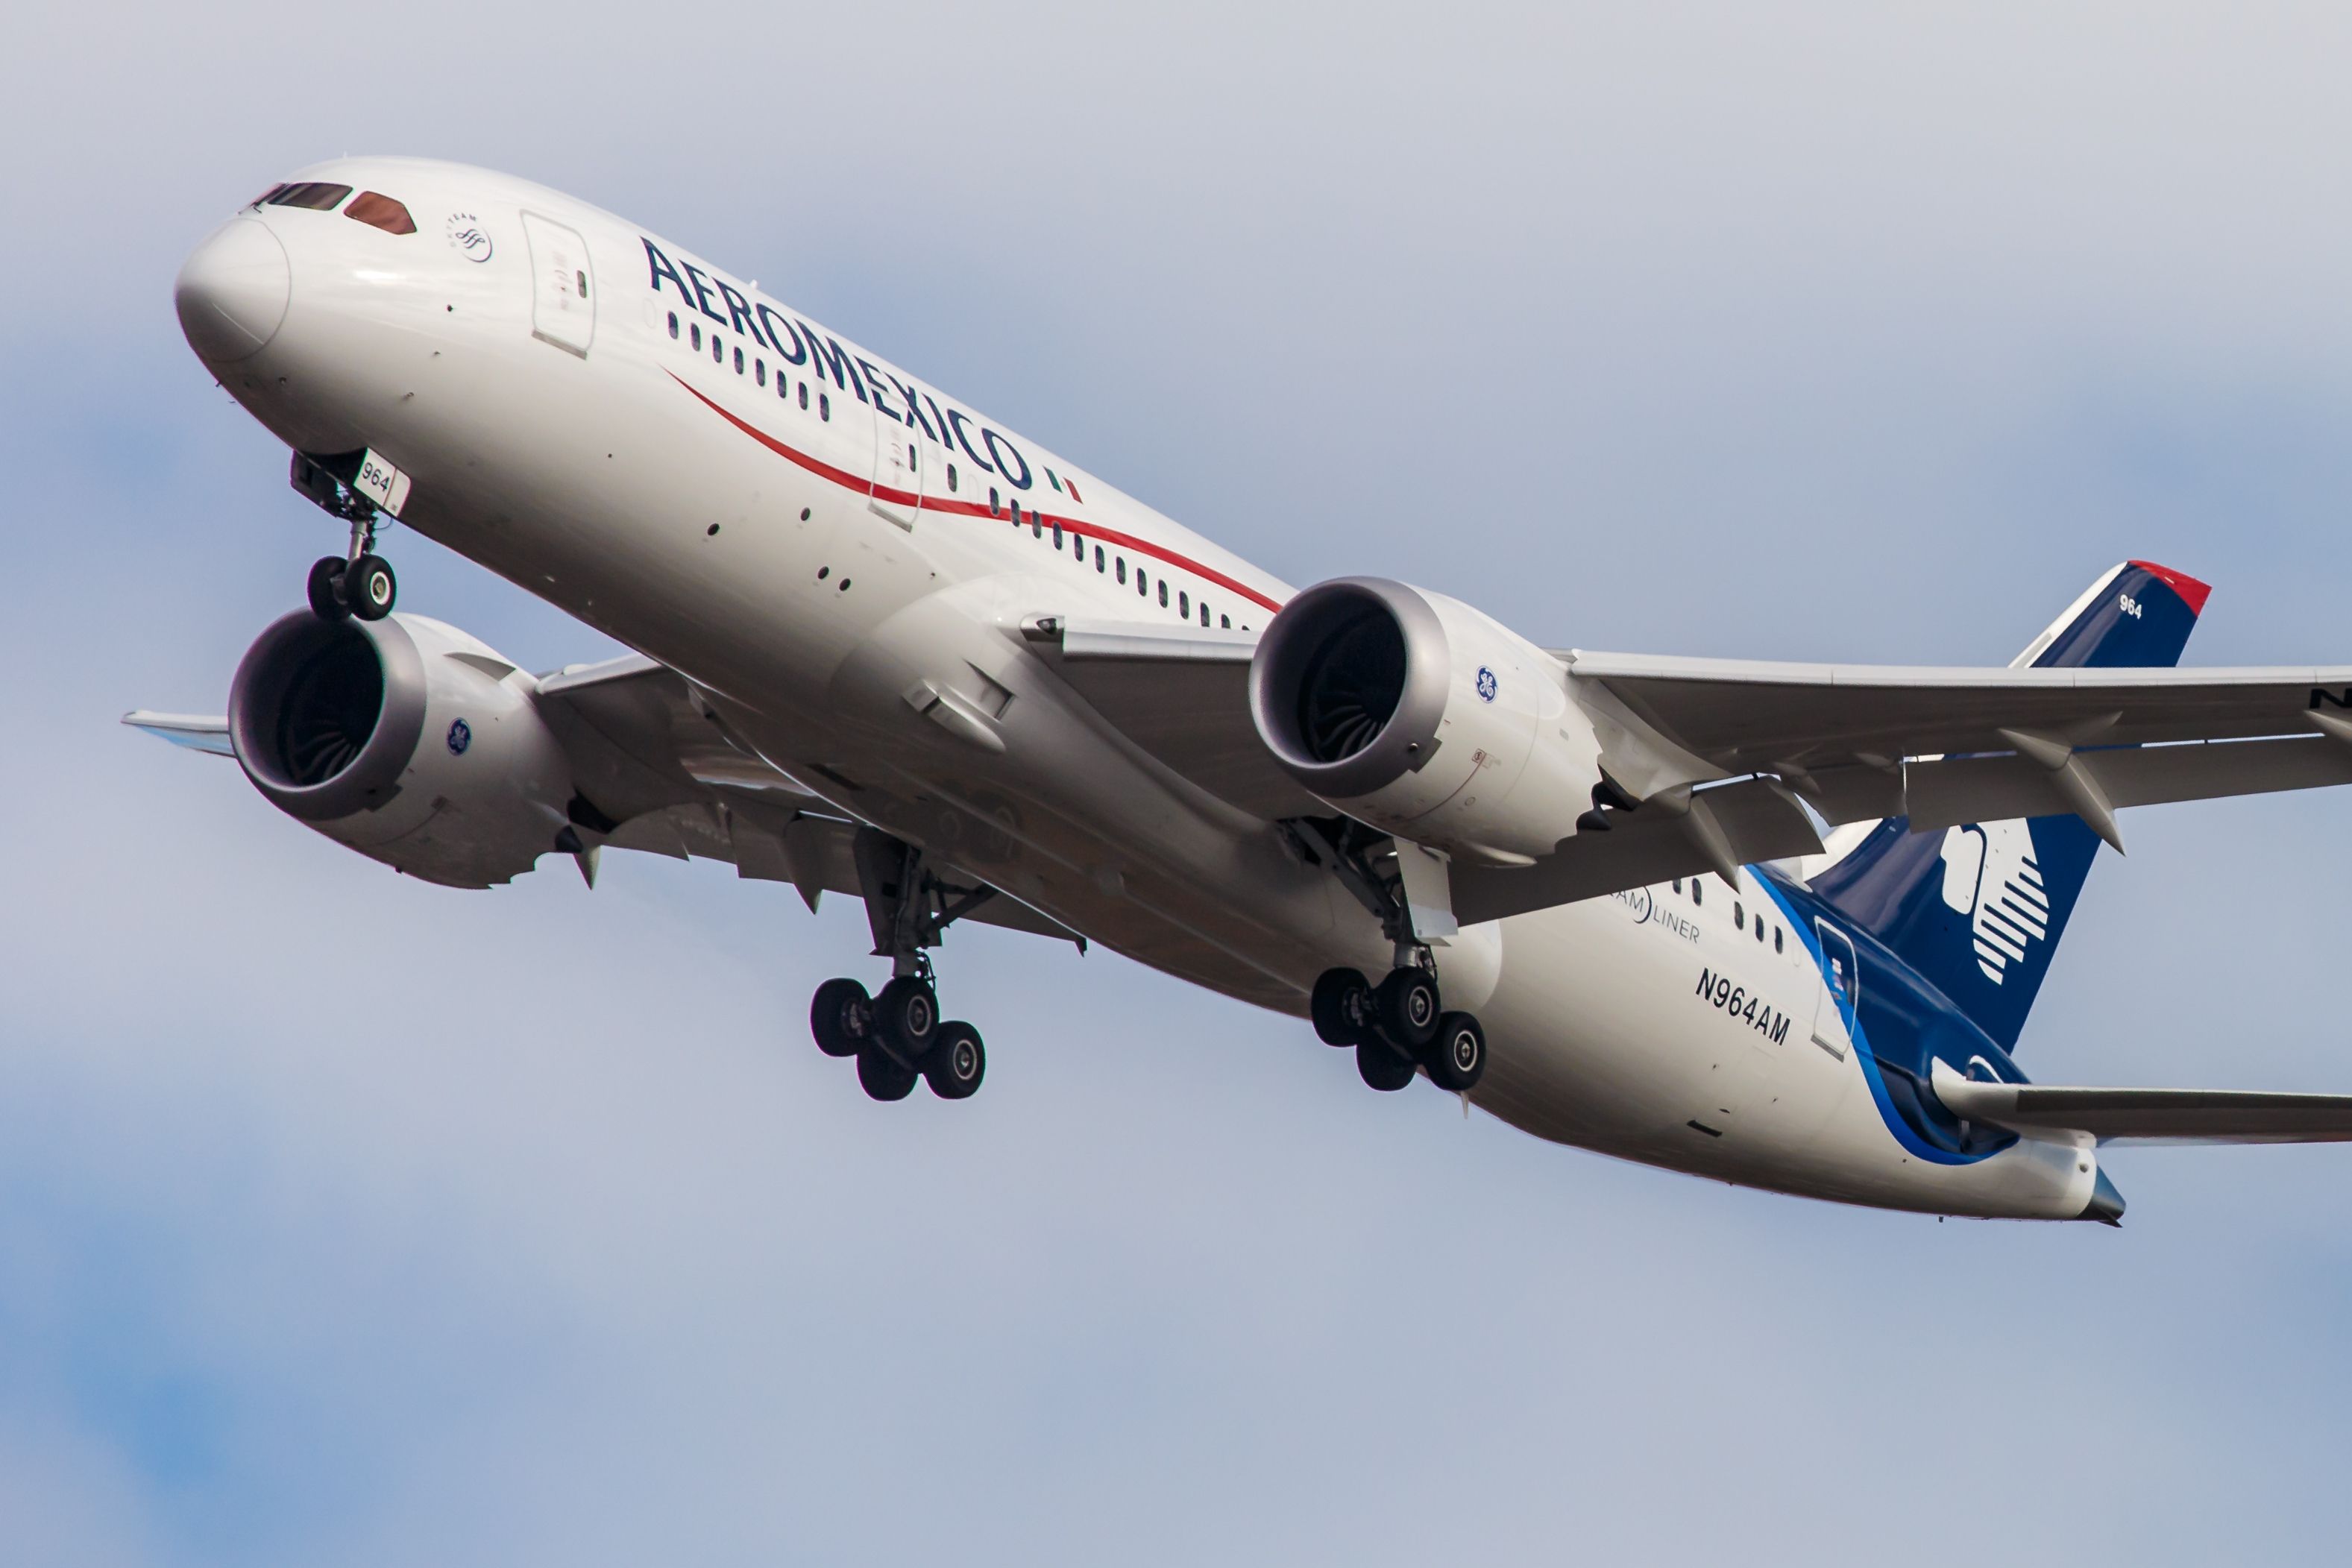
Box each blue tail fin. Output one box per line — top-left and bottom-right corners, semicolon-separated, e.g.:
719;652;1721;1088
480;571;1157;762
1805;561;2211;1054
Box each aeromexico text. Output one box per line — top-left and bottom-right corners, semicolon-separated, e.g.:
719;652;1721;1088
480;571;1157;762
643;237;1042;491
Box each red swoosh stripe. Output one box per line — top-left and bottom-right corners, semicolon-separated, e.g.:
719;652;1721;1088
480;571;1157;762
669;372;1283;614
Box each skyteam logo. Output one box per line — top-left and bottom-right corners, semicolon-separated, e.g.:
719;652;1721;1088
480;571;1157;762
1938;819;2050;984
1475;667;1497;702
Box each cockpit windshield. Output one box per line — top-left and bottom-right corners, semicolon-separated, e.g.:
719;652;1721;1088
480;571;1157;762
344;192;415;235
262;182;353;212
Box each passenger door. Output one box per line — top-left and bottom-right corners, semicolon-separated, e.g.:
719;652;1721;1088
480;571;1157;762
521;212;595;358
1811;919;1858;1060
869;409;920;530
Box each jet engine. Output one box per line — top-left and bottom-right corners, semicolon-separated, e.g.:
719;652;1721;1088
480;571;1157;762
1249;577;1604;863
227;610;578;887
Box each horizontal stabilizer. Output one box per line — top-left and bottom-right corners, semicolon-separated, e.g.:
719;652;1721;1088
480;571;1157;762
122;711;233;757
1931;1059;2352;1145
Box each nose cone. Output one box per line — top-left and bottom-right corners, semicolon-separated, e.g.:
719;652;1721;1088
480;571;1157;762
175;217;291;363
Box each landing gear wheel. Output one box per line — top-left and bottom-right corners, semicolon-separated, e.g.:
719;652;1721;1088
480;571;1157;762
1311;967;1371;1046
1424;1010;1486;1092
1356;1037;1418;1092
856;1044;919;1101
1374;966;1441;1052
872;975;940;1061
345;553;397;620
925;1021;986;1100
306;555;350;621
809;977;872;1059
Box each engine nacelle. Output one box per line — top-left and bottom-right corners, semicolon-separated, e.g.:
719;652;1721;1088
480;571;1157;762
228;611;576;888
1249;578;1603;863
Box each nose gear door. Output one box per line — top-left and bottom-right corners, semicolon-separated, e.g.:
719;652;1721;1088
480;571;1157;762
521;212;595;358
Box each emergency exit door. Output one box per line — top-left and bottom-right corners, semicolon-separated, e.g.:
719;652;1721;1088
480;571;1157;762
521;212;595;358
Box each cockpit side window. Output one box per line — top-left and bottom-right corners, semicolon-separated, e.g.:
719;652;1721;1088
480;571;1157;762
266;182;353;212
345;192;416;235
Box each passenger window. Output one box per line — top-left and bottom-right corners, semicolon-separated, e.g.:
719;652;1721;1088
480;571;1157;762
1734;903;1744;931
1219;614;1230;628
1116;558;1126;584
345;192;417;234
712;336;723;362
990;488;1001;516
1755;917;1766;942
1096;547;1106;573
756;360;766;386
1775;927;1785;953
1200;602;1210;626
691;324;702;350
1179;591;1189;617
267;182;353;211
734;347;744;374
668;312;680;339
1032;517;1043;539
948;463;958;492
1053;522;1064;548
799;383;809;409
1673;879;1682;893
1692;882;1703;907
820;394;830;420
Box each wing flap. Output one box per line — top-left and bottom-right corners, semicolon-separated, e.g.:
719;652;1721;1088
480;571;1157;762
1451;777;1825;925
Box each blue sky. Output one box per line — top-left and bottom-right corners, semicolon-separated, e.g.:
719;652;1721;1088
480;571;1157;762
7;3;2352;1561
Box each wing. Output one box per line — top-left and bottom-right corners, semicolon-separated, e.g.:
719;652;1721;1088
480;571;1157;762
1037;617;2352;922
123;712;236;756
1043;619;1324;820
1564;650;2352;844
125;658;1081;945
1931;1061;2352;1145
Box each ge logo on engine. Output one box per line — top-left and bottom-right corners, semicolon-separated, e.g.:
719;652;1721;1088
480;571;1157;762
1475;666;1498;702
447;718;472;755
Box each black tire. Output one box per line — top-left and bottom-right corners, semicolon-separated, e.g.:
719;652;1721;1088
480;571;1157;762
346;553;396;620
872;975;940;1062
1374;967;1441;1051
1356;1036;1418;1092
856;1044;919;1101
925;1021;986;1100
306;555;350;621
1310;967;1371;1046
1424;1011;1486;1092
809;977;871;1059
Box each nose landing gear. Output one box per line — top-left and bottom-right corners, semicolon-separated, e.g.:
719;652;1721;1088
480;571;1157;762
292;453;397;622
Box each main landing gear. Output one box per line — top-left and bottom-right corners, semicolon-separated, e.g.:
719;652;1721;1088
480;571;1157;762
808;828;997;1103
1312;965;1487;1095
1282;817;1489;1099
292;453;397;623
811;973;985;1101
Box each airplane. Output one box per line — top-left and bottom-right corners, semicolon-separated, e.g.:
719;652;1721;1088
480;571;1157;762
136;156;2352;1227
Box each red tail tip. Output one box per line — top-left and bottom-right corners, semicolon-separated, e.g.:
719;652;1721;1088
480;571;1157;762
2129;560;2213;616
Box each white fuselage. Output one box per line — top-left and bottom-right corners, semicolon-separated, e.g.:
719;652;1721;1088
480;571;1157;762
185;157;2101;1221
